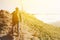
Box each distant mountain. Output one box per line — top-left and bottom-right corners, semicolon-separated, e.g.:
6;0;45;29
50;21;60;27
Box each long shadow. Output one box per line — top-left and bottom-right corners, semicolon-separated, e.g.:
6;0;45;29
0;34;13;40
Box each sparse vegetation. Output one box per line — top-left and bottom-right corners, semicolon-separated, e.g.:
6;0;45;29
0;8;60;40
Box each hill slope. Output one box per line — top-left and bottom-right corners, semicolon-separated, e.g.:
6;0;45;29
12;8;60;40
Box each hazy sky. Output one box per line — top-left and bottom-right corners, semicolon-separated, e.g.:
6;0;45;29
0;0;60;23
